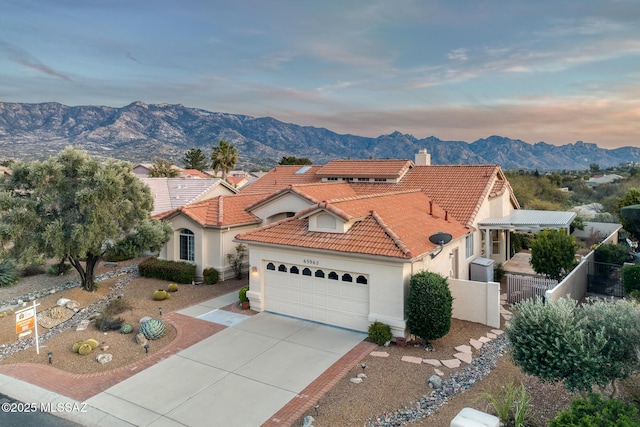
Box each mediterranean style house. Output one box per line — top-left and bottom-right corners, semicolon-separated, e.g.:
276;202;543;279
156;150;576;336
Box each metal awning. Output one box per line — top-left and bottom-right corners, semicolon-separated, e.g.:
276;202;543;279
478;210;576;233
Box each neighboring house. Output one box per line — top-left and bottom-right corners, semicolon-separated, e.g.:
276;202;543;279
132;163;183;177
180;169;211;179
139;177;236;216
157;150;576;336
586;174;624;187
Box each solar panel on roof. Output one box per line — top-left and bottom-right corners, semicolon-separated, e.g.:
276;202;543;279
295;166;312;174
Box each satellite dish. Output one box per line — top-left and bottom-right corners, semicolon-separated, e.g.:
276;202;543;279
429;231;452;245
428;231;452;258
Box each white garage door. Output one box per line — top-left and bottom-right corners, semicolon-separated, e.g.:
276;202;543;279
264;262;370;332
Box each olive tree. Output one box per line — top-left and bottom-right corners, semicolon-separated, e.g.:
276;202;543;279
406;271;453;346
0;147;172;291
506;296;640;396
530;228;578;281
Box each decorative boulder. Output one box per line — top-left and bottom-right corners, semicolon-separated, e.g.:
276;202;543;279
428;375;443;389
96;353;113;364
65;300;80;310
56;298;71;307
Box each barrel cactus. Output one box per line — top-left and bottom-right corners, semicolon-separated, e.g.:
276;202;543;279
153;289;169;301
78;343;93;355
85;338;99;349
72;341;84;353
120;323;134;334
140;318;166;340
167;283;179;292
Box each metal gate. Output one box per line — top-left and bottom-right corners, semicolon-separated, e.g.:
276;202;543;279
587;262;624;297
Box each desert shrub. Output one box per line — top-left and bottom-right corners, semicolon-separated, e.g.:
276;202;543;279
94;316;124;332
102;298;132;316
226;244;247;279
595;243;632;265
203;268;219;284
622;264;640;294
0;258;19;287
494;262;506;282
46;261;72;276
21;259;46;277
238;286;249;303
368;321;392;345
138;257;196;284
478;382;531;427
530;229;578;281
406;271;453;345
627;289;640;302
550;393;640;426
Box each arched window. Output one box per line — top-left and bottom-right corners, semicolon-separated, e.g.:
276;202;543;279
342;273;352;282
290;266;299;274
278;264;287;272
179;229;194;262
315;269;325;278
302;268;312;276
328;271;339;280
356;275;368;284
266;263;275;270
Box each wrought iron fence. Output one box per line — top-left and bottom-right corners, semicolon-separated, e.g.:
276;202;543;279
587;262;624;298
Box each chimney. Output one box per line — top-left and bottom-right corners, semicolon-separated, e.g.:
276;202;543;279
415;148;430;166
429;200;433;215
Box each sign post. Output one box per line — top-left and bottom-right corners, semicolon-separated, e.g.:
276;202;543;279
15;301;40;354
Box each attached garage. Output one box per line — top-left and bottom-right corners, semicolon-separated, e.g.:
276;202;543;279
263;261;370;332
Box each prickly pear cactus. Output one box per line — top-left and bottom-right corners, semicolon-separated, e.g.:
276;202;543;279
120;323;134;334
78;343;93;355
140;318;166;340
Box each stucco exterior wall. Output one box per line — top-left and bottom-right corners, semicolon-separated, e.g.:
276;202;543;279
250;194;313;221
449;278;501;328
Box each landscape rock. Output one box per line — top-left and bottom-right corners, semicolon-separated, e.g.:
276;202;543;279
349;377;363;384
96;353;113;364
56;298;71;306
357;373;367;379
427;375;442;389
135;333;148;346
65;300;80;309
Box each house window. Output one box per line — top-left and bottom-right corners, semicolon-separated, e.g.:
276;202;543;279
491;230;501;255
290;266;299;274
342;273;352;282
328;271;339;280
374;178;386;182
267;263;275;270
315;269;325;278
357;178;370;182
356;275;368;284
179;229;194;262
343;177;354;182
327;177;338;181
302;268;312;276
466;234;474;259
278;264;287;272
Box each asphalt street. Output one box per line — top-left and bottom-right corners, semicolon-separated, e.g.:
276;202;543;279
0;393;82;427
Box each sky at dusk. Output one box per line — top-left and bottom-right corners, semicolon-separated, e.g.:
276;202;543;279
1;0;640;148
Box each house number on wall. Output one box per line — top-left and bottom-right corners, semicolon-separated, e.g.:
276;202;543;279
303;259;319;265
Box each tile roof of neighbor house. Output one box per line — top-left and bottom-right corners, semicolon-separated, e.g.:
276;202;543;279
240;165;325;194
236;191;469;259
180;169;211;178
315;159;414;179
156;193;265;227
138;177;236;216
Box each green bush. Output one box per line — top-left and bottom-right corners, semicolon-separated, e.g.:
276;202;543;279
530;229;578;281
104;235;141;262
0;259;19;287
46;262;71;276
406;271;453;345
21;259;46;277
550;393;640;426
203;268;219;284
138;257;196;284
595;243;632;265
367;321;392;345
622;264;640;294
494;262;506;282
238;286;249;303
478;382;531;427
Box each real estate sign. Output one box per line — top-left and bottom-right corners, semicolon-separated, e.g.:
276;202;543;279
15;306;35;334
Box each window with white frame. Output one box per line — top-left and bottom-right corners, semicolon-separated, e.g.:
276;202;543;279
491;230;501;255
465;234;474;258
179;229;195;262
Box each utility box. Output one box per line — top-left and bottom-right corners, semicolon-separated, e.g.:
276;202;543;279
470;257;494;282
450;407;499;427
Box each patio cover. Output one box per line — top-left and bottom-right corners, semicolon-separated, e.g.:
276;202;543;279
478;209;577;233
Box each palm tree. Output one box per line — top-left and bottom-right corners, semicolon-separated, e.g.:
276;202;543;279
210;140;238;180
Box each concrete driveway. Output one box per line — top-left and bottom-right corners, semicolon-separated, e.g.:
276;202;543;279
84;307;366;426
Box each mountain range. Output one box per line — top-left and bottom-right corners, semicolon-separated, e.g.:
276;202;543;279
0;101;638;171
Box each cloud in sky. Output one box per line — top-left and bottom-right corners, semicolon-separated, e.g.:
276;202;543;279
0;1;639;149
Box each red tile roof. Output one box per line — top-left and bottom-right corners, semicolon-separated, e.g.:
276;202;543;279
156;193;264;227
241;165;324;194
245;182;358;211
236;191;469;259
315;159;414;179
180;169;211;178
